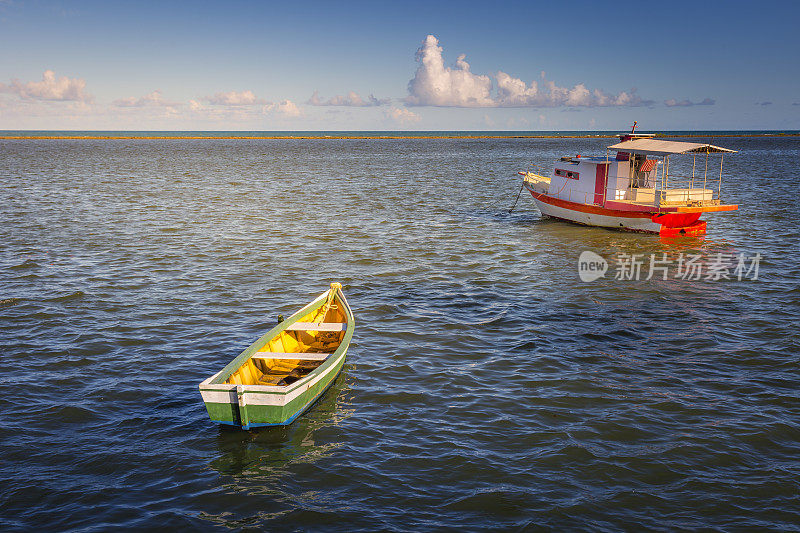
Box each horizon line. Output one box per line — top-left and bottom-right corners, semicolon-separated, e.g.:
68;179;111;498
2;132;799;140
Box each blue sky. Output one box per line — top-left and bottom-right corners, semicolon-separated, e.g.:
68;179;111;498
0;0;798;130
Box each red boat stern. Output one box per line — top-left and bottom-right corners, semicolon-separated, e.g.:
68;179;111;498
652;212;707;236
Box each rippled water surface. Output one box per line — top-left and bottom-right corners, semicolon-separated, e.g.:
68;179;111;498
1;137;799;531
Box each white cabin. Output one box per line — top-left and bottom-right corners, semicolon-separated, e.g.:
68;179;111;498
546;135;736;208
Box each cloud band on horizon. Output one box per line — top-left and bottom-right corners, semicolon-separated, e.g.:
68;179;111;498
405;35;653;108
308;90;390;107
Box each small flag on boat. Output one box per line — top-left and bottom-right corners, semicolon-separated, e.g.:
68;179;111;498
640;159;657;172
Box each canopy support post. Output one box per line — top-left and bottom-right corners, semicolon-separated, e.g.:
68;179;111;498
605;149;610;202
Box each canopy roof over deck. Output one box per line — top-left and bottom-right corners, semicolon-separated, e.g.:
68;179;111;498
607;138;737;155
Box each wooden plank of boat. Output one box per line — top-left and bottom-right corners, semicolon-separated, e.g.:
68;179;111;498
198;282;354;429
285;322;347;331
252;352;331;361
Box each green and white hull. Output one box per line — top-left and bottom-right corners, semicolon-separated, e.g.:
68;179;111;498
199;284;354;429
199;348;348;428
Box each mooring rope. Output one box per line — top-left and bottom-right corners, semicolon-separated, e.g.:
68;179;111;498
510;162;548;213
316;283;340;325
509;180;525;213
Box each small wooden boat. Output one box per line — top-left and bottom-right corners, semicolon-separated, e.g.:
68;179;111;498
199;283;354;429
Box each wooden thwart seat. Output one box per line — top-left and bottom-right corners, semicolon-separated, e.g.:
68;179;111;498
253;353;328;386
285;322;347;332
252;352;331;361
259;374;290;385
258;367;303;385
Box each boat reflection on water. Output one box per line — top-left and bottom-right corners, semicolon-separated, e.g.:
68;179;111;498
207;369;355;479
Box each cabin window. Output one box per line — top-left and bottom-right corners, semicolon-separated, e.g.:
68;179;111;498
555;168;579;180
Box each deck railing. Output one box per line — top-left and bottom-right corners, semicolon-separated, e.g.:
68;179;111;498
555;181;720;208
655;173;721;206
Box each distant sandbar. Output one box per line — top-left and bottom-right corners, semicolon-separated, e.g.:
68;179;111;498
1;133;798;140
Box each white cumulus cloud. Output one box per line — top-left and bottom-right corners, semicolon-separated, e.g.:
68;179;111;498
186;98;303;120
406;35;493;107
665;97;715;107
204;90;268;106
112;90;180;108
308;90;391;107
406;35;652;108
264;100;303;118
0;70;92;102
386;106;420;124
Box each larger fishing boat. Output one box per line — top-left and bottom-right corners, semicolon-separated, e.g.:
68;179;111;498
519;125;738;235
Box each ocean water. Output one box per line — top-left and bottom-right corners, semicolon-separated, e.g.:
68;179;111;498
0;136;798;530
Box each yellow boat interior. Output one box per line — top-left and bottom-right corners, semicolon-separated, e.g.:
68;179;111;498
226;294;347;387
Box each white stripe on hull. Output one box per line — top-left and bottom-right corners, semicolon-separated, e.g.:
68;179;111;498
532;197;661;233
